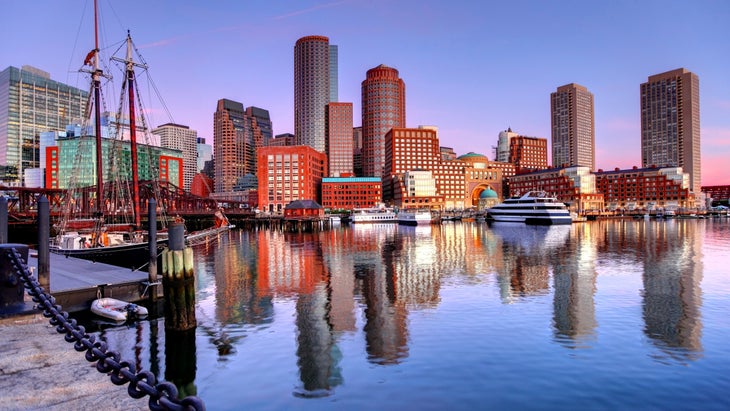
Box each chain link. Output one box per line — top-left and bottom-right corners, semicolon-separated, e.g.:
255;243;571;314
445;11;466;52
4;247;206;411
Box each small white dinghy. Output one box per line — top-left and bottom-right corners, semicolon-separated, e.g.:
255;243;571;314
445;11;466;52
91;298;149;322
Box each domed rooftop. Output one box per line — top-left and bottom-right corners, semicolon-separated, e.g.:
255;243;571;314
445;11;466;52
480;187;498;199
457;152;488;161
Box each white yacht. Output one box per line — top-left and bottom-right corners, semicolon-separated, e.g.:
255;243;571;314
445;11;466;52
486;191;572;225
397;209;432;226
350;207;397;223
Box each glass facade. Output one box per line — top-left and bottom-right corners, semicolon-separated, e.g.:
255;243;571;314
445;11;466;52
0;66;88;185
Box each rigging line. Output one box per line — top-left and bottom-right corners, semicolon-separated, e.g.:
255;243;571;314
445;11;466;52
67;0;90;87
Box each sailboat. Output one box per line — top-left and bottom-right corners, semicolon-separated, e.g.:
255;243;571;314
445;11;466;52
50;1;229;270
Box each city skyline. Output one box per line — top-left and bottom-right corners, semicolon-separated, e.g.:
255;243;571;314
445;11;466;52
2;0;728;185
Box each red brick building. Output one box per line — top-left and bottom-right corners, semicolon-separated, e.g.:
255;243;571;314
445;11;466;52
702;185;730;204
594;166;695;210
257;145;327;214
509;136;548;173
321;177;382;210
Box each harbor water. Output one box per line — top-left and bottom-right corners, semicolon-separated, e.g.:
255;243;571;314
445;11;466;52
86;218;730;410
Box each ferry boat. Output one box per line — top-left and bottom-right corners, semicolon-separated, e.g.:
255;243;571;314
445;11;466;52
486;191;572;225
350;207;397;223
397;209;432;226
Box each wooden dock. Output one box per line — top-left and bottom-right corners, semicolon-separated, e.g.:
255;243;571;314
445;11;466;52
27;252;159;313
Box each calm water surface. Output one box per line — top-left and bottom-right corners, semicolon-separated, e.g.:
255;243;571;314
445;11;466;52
93;218;730;410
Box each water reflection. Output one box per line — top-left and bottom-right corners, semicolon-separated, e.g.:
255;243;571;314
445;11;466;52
81;219;723;405
640;220;703;361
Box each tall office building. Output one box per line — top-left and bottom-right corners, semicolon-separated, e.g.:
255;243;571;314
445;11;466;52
550;83;595;170
0;65;88;185
246;106;273;147
640;68;700;194
196;137;212;173
214;99;268;192
152;123;198;191
361;64;406;177
294;35;332;152
325;102;353;177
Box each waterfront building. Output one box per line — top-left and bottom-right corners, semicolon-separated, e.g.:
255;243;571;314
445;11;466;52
383;127;502;210
213;99;268;193
325;102;354;177
701;185;730;205
510;135;549;174
257;145;327;214
0;65;88;185
46;132;183;189
362;64;406;177
484;160;516;199
268;133;296;147
594;166;694;210
508;166;604;212
294;35;332;152
551;83;595;170
641;68;701;194
321;177;382;210
197;137;212;173
152;123;198;191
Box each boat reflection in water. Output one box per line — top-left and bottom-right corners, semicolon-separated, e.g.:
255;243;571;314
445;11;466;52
81;219;725;410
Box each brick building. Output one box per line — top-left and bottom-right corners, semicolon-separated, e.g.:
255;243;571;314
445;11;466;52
509;166;604;212
594;166;695;210
257;145;327;214
321;177;382;210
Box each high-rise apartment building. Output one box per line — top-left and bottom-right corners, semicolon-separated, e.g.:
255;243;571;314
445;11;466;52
362;64;406;177
325;102;353;177
640;68;700;194
152;123;198;191
294;35;332;152
550;83;595;170
214;99;268;193
0;65;88;185
246;106;273;147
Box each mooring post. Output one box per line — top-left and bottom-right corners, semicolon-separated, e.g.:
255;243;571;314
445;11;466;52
148;198;158;300
0;196;7;244
162;218;196;331
37;196;50;289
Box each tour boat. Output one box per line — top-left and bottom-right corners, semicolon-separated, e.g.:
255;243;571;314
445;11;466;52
90;297;148;322
350;207;397;223
397;209;432;226
486;191;572;225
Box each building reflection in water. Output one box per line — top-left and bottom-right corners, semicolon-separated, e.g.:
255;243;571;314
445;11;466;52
550;223;598;348
640;220;703;361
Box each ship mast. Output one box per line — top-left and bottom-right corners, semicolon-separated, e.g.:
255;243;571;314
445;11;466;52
124;32;142;229
92;0;104;217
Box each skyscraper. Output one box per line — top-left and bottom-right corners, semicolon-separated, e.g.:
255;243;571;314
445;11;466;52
550;83;595;170
329;45;338;103
325;102;353;177
152;123;198;191
0;65;87;185
294;35;331;152
361;64;406;177
214;99;269;193
640;68;700;194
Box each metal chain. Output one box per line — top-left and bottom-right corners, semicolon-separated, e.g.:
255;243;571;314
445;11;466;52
4;247;205;411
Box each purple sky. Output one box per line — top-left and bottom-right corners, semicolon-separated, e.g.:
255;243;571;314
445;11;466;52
3;0;729;185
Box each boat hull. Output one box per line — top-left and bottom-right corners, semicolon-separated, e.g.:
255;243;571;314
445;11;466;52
91;297;148;322
397;211;432;226
50;239;167;271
